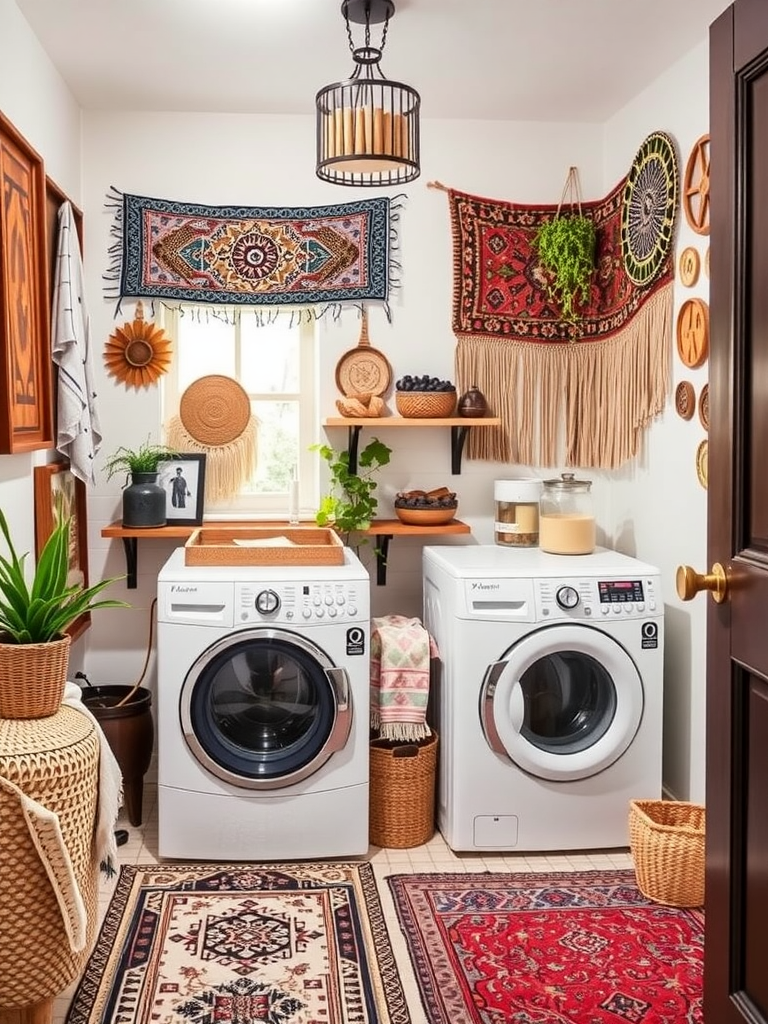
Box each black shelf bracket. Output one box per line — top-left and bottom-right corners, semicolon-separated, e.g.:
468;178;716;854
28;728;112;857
347;425;362;474
451;424;471;475
121;537;138;589
374;535;392;586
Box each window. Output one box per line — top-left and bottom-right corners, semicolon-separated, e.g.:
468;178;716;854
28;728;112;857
161;305;318;516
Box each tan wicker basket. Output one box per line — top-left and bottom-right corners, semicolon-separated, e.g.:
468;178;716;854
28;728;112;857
0;635;71;719
369;732;438;848
629;799;705;907
395;391;457;418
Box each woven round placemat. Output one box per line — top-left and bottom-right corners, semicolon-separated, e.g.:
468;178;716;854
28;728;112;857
179;375;252;446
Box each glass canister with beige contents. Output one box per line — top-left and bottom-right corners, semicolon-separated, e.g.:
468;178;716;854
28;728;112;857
494;479;543;547
539;472;596;555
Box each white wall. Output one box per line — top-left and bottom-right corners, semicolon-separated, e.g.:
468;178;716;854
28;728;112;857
603;41;710;803
0;0;84;655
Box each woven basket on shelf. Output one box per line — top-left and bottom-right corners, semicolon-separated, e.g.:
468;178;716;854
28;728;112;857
395;391;457;418
369;732;438;848
628;799;705;908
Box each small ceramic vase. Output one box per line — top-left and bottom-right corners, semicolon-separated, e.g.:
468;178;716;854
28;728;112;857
458;385;488;417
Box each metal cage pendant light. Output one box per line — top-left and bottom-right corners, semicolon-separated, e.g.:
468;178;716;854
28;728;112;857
316;0;421;187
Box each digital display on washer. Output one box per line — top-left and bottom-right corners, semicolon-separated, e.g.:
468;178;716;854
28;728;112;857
598;579;644;603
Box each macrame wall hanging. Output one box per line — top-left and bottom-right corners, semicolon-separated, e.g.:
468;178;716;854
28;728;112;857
430;131;679;470
166;375;258;504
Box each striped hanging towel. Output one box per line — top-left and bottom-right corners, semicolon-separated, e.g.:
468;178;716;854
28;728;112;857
370;615;439;741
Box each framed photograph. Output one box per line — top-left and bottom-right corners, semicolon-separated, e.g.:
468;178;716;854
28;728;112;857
0;111;53;453
156;454;206;526
33;461;90;640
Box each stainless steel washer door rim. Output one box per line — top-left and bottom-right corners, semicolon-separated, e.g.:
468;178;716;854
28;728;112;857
480;624;644;782
180;627;353;790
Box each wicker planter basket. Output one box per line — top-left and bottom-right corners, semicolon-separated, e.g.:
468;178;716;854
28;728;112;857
395;391;457;418
369;732;438;848
629;799;705;907
0;635;71;719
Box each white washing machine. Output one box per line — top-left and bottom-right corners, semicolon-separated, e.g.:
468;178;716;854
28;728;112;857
156;546;370;860
423;545;664;852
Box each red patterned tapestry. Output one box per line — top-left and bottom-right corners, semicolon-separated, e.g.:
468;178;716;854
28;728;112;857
443;179;674;468
388;869;703;1024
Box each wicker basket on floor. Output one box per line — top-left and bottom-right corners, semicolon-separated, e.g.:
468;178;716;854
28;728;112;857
629;799;705;908
369;732;438;848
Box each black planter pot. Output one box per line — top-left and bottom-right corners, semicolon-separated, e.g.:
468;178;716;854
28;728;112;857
82;685;154;827
122;472;166;528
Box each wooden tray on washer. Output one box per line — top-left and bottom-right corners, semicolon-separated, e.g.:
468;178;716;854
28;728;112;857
185;526;345;566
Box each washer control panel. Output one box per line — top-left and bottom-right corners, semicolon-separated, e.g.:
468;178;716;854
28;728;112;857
235;581;364;624
536;576;658;619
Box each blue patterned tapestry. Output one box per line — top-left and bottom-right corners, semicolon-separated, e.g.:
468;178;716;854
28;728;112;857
105;190;400;311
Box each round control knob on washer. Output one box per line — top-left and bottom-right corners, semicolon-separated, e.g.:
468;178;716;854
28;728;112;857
302;608;312;619
556;586;579;609
255;589;280;614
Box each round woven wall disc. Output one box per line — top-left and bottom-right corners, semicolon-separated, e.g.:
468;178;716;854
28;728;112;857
675;380;695;420
676;298;710;369
179;375;251;445
678;246;700;287
697;439;709;489
698;383;709;431
621;130;679;286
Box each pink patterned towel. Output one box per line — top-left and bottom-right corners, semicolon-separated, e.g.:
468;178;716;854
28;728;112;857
370;615;439;741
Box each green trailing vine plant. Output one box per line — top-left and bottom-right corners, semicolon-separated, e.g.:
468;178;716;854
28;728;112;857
532;166;597;322
311;437;392;544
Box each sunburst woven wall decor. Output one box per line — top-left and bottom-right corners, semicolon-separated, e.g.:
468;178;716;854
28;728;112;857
104;301;173;388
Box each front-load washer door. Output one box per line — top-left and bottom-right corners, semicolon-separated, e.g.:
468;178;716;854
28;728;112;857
480;624;643;782
180;627;352;790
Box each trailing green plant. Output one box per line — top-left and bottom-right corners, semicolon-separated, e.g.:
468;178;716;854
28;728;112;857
0;501;127;644
533;213;597;322
312;437;392;542
104;436;179;481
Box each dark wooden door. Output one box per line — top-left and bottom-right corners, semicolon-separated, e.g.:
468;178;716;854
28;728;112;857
707;1;768;1019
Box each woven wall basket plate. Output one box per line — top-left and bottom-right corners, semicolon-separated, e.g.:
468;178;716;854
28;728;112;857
620;130;679;287
179;375;252;445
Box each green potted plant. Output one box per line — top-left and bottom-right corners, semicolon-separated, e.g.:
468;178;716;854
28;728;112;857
533;213;597;322
312;437;392;544
104;436;179;528
0;503;127;720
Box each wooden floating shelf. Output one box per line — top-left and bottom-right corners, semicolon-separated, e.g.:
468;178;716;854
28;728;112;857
101;518;470;588
322;415;501;474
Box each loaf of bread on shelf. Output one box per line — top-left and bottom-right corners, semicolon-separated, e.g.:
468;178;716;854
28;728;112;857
335;393;385;417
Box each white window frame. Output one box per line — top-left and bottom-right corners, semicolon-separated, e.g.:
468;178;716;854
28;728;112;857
160;304;319;518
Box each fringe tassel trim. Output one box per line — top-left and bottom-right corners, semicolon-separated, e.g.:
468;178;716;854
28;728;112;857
166;416;259;504
455;283;673;469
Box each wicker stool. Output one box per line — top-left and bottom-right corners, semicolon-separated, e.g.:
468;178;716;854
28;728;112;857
0;706;100;1024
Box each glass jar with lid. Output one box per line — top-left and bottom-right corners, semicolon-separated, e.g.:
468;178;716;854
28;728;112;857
494;479;542;547
539;472;596;555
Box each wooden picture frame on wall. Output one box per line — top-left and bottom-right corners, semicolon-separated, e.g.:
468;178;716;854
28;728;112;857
0;110;53;453
33;461;91;640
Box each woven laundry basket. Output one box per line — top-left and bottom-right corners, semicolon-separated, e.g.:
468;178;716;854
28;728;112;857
0;706;100;1009
629;799;705;908
369;732;438;849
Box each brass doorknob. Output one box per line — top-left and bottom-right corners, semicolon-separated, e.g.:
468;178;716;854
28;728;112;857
676;562;728;603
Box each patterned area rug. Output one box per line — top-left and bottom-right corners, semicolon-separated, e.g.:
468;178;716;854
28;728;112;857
388;869;703;1024
65;862;410;1024
106;190;399;310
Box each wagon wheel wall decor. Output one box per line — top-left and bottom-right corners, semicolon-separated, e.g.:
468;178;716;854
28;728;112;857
620;130;679;287
683;134;710;235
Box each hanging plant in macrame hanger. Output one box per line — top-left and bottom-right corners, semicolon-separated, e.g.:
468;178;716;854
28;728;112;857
532;166;597;323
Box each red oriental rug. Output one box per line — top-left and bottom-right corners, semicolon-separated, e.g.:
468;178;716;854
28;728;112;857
387;869;703;1024
65;862;410;1024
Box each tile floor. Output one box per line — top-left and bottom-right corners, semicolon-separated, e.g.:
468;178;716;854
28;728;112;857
52;774;635;1024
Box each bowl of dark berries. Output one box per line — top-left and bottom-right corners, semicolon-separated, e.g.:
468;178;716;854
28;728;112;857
395;375;457;418
394;487;459;526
